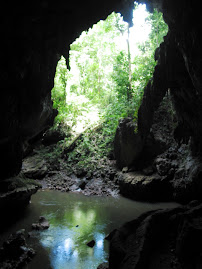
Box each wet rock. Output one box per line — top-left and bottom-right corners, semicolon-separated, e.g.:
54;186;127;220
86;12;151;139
32;216;50;230
97;263;109;269
0;229;35;269
0;176;41;223
22;155;48;179
118;171;172;201
87;240;95;248
109;203;202;269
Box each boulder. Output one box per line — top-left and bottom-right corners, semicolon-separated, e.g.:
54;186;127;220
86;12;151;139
22;155;48;179
42;128;66;146
117;171;172;202
32;216;50;230
0;175;41;227
109;202;202;269
86;240;95;248
114;117;143;169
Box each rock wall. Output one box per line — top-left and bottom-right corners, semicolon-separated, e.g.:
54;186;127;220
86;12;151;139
136;0;202;157
0;0;134;180
113;0;202;203
109;201;202;269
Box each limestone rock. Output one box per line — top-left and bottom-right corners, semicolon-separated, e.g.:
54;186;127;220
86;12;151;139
114;117;143;169
22;155;48;179
109;202;202;269
0;175;41;225
118;171;172;201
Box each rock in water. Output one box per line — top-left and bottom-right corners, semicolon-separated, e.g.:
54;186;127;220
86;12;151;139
87;240;95;248
32;216;50;230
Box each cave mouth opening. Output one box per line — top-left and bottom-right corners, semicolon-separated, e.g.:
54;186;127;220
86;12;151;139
49;2;168;173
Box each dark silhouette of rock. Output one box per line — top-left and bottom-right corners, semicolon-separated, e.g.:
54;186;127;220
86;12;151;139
109;202;202;269
97;263;109;269
0;229;35;269
87;240;96;248
114;117;143;169
32;216;50;230
42;128;66;146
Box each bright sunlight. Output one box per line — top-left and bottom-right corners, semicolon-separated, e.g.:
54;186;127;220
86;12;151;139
117;4;151;56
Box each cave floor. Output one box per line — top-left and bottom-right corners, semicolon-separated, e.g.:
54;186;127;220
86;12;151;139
22;141;120;198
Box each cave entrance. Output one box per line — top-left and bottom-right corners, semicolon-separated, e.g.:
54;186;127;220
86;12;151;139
50;2;168;177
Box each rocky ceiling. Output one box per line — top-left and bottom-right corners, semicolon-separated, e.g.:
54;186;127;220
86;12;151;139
1;0;202;180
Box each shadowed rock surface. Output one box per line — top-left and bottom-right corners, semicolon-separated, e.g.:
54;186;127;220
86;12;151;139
0;229;35;269
109;201;202;269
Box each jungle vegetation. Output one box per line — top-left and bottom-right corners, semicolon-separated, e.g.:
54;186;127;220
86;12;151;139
50;3;168;174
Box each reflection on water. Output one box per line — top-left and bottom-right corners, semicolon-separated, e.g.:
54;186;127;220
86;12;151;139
0;190;179;269
38;195;109;269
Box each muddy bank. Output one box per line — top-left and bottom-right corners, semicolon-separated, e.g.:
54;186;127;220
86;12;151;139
21;141;119;197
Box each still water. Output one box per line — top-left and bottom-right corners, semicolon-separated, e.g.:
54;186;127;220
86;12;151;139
1;190;179;269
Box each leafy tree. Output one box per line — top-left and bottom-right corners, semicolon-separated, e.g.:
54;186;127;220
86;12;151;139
52;56;68;125
50;4;169;172
112;6;168;120
68;12;123;106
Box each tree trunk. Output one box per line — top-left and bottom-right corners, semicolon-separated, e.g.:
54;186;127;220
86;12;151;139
127;23;132;101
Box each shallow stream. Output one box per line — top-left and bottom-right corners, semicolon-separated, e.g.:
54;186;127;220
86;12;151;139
1;190;179;269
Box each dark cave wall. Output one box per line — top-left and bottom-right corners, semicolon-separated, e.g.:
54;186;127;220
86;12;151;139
115;0;202;170
136;0;202;157
0;0;134;180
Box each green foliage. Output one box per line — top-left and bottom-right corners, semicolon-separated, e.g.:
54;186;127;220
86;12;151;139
112;7;168;120
147;9;168;47
68;12;123;106
112;51;130;100
52;56;68;125
51;4;168;173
